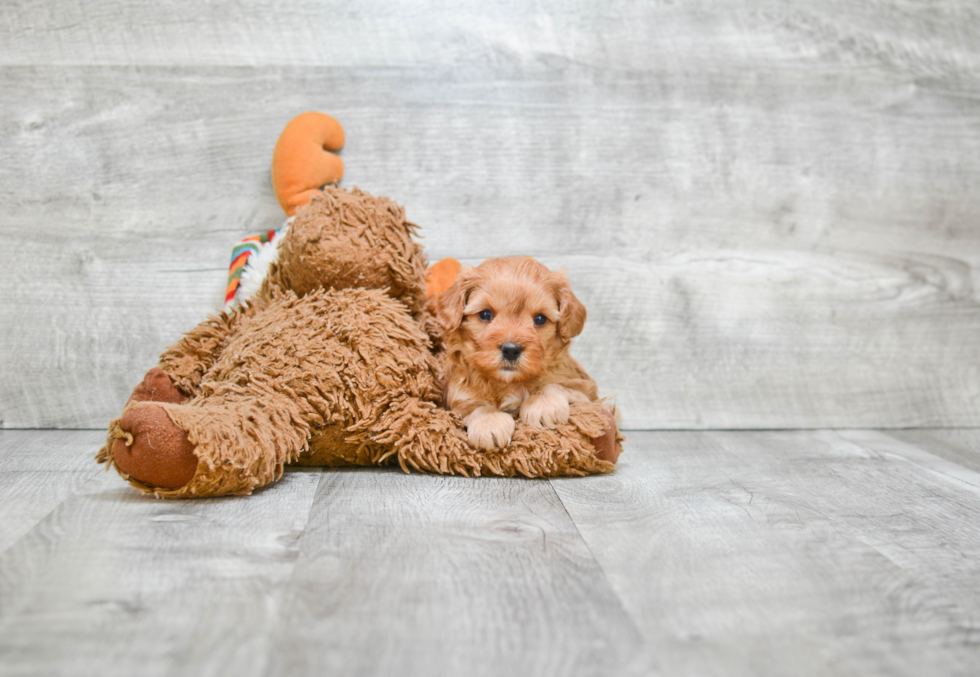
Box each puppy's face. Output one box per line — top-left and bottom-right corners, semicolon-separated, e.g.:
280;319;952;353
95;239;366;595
438;257;586;385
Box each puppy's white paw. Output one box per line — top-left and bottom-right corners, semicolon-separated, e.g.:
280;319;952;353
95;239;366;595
520;384;571;429
465;409;516;450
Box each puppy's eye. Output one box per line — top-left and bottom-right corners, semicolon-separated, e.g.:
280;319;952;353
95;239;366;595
478;309;494;322
533;314;548;326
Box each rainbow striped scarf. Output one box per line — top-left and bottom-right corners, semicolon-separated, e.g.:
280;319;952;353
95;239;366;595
225;229;283;306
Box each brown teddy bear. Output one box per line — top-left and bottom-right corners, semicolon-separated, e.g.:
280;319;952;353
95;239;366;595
96;112;622;498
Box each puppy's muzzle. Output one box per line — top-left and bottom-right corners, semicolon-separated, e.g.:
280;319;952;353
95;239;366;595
500;342;523;362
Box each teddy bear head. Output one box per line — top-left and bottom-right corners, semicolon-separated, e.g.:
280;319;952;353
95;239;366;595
264;186;429;315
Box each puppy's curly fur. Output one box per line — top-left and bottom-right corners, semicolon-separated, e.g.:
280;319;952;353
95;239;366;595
437;257;600;450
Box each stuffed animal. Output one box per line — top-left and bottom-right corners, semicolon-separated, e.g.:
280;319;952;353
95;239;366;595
96;112;622;498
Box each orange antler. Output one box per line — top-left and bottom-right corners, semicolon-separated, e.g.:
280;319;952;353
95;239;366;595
271;112;345;216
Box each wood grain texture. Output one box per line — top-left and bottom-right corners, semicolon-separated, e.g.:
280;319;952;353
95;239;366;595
3;429;980;676
0;430;104;555
2;1;978;72
887;428;980;475
266;468;641;676
551;430;980;676
3;2;980;428
0;463;323;677
0;429;640;677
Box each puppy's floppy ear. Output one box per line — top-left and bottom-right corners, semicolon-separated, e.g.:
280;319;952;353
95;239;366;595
552;269;587;341
436;266;479;333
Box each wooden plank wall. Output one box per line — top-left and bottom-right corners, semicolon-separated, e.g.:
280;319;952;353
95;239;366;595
2;1;979;429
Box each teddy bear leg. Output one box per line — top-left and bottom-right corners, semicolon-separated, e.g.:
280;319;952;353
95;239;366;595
364;397;619;478
590;409;622;464
102;387;316;497
361;396;481;475
126;367;186;405
109;404;198;489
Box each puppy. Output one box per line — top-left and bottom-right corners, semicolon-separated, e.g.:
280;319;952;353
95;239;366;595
437;257;599;450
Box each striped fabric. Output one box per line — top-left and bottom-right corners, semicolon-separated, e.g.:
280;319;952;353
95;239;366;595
224;229;282;306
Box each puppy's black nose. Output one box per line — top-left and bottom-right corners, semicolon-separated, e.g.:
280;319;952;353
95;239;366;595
500;342;523;362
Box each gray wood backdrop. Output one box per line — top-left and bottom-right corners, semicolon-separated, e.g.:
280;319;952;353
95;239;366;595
2;1;979;430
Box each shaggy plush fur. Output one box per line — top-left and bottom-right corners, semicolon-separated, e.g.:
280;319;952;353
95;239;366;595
97;186;620;498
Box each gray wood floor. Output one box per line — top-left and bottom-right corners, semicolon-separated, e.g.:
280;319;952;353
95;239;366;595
2;429;979;676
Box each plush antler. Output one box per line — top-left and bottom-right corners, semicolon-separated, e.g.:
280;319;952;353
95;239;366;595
271;111;345;216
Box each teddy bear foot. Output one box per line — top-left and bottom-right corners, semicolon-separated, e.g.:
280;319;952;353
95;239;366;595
590;410;623;464
127;367;185;405
111;405;198;489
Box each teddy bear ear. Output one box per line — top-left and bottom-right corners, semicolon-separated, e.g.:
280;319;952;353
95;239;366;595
271;112;345;217
436;266;479;333
551;269;587;341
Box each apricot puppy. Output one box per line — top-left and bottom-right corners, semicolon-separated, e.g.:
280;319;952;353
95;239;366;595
437;257;599;450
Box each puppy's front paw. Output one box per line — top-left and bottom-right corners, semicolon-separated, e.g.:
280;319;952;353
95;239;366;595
465;409;516;450
520;383;571;429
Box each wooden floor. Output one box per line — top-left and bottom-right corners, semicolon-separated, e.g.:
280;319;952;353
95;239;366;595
1;430;978;676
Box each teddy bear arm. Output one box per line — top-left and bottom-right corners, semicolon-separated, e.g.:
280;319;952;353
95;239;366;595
156;310;244;398
362;395;618;478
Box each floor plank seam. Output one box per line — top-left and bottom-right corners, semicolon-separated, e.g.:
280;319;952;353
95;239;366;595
545;478;644;642
0;466;104;560
259;468;325;677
